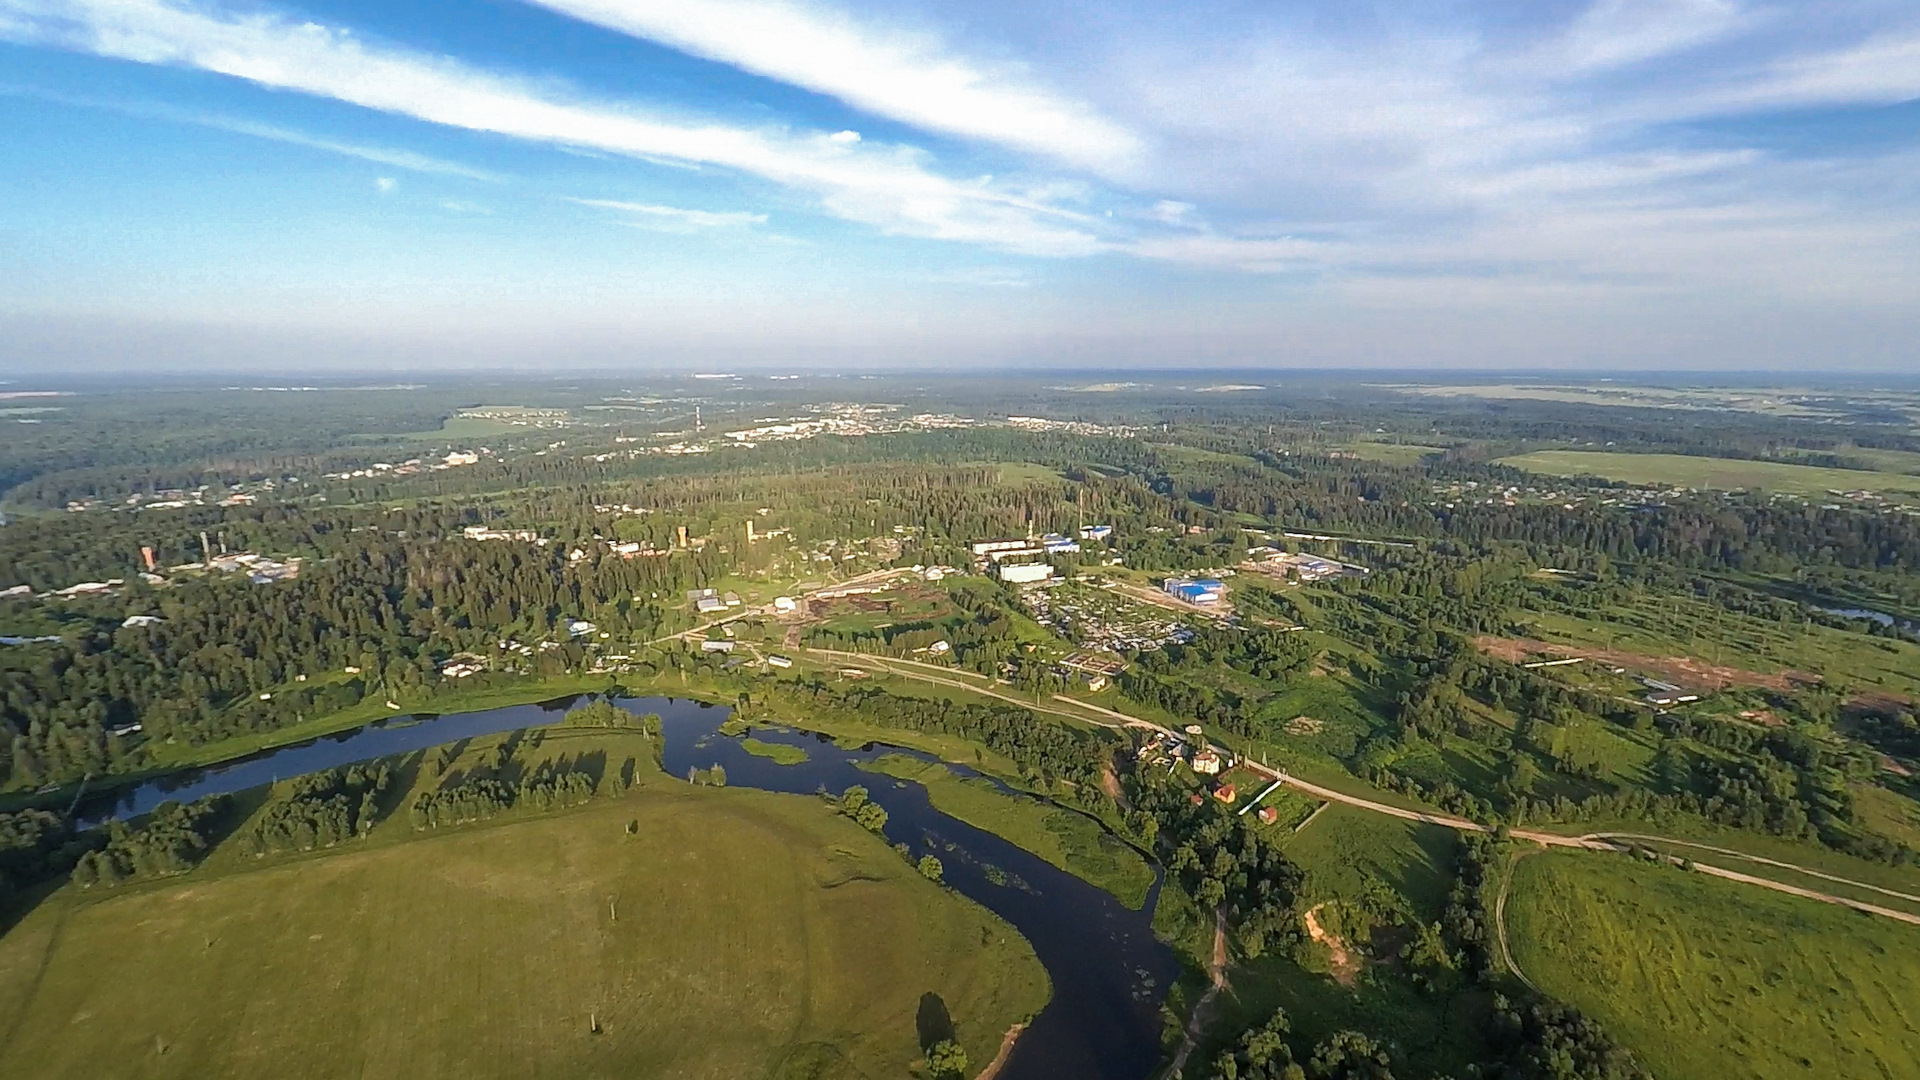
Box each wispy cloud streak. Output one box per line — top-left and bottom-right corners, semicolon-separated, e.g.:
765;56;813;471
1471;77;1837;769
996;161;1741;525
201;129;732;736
0;0;1106;255
571;197;768;229
520;0;1142;171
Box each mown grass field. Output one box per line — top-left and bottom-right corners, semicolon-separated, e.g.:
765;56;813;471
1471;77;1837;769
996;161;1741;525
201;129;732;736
1497;450;1920;497
861;753;1155;909
1507;850;1920;1080
0;751;1047;1080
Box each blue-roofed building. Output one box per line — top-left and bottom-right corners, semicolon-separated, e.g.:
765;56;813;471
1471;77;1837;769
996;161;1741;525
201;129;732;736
1164;577;1224;604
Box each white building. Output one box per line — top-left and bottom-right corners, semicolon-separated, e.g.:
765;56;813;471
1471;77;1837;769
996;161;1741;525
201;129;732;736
997;562;1054;584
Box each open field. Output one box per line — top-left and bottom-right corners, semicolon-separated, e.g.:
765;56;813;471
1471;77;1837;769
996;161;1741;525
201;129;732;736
1506;850;1920;1080
861;753;1155;909
1390;383;1872;418
1334;442;1447;465
0;768;1046;1080
1279;803;1455;921
1497;450;1920;497
1504;591;1920;704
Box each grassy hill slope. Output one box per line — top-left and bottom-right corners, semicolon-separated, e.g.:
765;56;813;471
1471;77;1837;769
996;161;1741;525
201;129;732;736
0;779;1047;1080
1507;849;1920;1080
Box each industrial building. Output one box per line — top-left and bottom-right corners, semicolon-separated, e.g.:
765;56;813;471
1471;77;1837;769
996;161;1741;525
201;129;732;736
1164;577;1225;605
997;561;1054;584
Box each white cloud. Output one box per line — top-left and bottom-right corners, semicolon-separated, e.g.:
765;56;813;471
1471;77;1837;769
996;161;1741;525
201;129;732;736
210;117;501;181
571;197;768;230
828;130;860;144
374;176;396;192
1148;200;1197;226
1549;0;1746;74
519;0;1141;171
0;85;505;180
1706;31;1920;111
0;0;1106;256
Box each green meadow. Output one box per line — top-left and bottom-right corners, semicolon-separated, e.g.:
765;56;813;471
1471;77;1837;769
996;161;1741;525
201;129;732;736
861;753;1155;909
739;736;810;765
1497;450;1920;497
1506;850;1920;1080
0;733;1047;1080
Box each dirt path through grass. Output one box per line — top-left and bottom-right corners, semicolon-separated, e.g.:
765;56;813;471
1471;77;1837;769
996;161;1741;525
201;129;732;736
1302;904;1361;987
972;1023;1025;1080
1160;908;1229;1080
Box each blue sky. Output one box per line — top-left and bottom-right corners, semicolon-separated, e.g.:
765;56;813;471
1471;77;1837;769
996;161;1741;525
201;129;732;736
2;0;1918;371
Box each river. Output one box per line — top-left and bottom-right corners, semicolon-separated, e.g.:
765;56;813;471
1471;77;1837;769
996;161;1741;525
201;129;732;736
81;695;1181;1080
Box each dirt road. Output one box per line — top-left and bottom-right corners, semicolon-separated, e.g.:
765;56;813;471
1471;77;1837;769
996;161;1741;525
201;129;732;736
1160;908;1229;1080
803;647;1920;929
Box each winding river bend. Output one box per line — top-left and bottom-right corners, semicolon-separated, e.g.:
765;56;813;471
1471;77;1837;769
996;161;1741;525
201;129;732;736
82;696;1180;1080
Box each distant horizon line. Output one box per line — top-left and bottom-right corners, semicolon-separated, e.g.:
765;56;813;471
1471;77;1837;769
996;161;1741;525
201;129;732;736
6;366;1920;391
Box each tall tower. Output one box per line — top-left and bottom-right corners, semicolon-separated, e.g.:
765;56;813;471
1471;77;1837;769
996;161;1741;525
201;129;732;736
745;520;756;543
677;524;689;549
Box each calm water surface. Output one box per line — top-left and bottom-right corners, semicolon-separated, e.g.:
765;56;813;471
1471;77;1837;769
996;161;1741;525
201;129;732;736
84;696;1178;1080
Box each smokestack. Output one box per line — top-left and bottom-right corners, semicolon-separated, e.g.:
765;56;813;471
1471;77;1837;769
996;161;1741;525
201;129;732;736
140;546;156;572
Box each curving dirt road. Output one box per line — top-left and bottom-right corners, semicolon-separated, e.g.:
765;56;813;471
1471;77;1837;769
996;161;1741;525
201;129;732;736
1160;908;1230;1080
808;648;1920;928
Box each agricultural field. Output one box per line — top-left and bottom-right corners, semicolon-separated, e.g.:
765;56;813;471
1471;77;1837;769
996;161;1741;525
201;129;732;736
0;753;1046;1080
1506;850;1920;1080
860;753;1156;909
1391;382;1917;420
1496;450;1920;498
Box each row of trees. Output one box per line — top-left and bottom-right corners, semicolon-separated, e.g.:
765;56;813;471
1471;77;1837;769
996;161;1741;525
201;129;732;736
243;762;393;855
409;765;598;829
70;795;229;888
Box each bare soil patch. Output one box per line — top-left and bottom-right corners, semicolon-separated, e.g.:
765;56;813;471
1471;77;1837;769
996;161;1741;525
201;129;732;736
1303;904;1362;987
1284;715;1324;736
973;1023;1026;1080
1474;636;1818;694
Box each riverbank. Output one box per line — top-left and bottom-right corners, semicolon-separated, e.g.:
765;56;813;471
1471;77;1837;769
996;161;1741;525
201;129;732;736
860;752;1155;909
0;672;623;811
0;731;1048;1078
